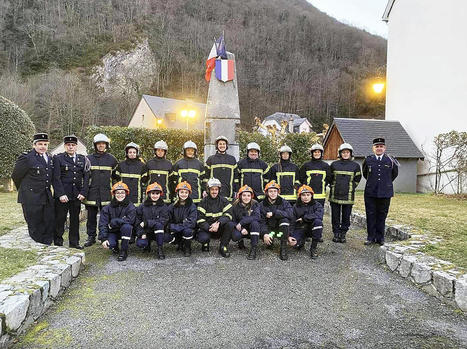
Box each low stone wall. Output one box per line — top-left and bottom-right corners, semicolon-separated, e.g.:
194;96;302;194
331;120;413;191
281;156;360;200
0;227;85;348
348;209;467;312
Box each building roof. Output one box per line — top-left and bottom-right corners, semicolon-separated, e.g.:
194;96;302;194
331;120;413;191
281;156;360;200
324;118;424;159
142;94;206;117
382;0;396;22
293;118;310;126
264;112;301;122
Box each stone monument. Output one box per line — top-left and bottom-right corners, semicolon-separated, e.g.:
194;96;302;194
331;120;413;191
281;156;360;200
204;51;241;160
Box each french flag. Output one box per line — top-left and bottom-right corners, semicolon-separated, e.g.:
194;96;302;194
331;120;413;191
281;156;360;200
205;43;217;81
215;59;235;82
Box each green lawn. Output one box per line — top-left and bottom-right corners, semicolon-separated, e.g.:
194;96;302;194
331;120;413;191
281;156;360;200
0;247;39;282
0;191;24;236
353;191;467;270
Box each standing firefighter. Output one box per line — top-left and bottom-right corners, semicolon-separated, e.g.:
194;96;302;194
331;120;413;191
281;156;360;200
362;137;399;246
52;135;90;249
237;142;269;201
12;133;55;245
173;141;205;204
268;145;300;203
115;142;148;206
196;178;234;257
168;181;197;257
290;185;324;259
329;143;362;243
98;182;136;261
259;180;293;261
299;143;331;208
204;136;238;201
146;140;173;204
83;133;118;247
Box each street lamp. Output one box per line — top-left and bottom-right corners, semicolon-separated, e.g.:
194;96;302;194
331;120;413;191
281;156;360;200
372;82;385;94
181;108;196;130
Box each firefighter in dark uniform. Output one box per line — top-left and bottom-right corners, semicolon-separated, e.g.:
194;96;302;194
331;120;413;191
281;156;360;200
12;133;55;245
52;135;90;248
196;178;234;257
146;140;173;204
362;137;399;246
258;180;293;261
115;142;148;206
299;143;331;208
83;133;118;247
268;145;300;203
329;143;362;243
173;141;205;204
204;136;238;201
237;142;269;201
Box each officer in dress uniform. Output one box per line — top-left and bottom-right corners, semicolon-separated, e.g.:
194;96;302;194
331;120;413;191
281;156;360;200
362;137;399;246
52;135;90;248
12;133;55;244
83;133;118;247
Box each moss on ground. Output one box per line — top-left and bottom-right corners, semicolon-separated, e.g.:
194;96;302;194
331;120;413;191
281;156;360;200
0;247;39;282
19;320;72;347
353;191;467;269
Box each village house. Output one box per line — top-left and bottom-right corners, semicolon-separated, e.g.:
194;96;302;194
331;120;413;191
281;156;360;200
258;112;312;136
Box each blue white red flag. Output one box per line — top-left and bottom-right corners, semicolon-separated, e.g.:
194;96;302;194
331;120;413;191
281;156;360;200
205;43;217;81
216;34;227;59
215;59;235;82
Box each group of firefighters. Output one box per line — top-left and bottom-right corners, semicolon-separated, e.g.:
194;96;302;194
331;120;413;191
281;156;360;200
12;132;398;262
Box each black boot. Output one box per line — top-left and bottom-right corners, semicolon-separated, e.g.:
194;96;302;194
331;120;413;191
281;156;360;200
219;245;231;258
117;250;128;261
129;235;135;244
143;242;151;253
184;239;192;257
84;237;96;247
157;245;165;260
332;234;339;243
339;232;347;243
247;245;257;260
238;239;246;250
310;239;318;259
318;237;324;243
111;246;120;255
202;242;210;252
279;239;288;261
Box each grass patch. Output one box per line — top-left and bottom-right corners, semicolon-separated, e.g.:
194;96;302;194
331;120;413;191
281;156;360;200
0;192;24;236
19;320;73;347
353;191;467;269
0;247;39;282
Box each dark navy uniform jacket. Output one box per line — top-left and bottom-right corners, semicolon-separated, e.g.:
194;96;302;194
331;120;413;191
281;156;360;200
134;197;169;237
12;149;54;204
237;157;269;201
146;157;173;204
98;197;136;241
173;157;205;204
84;152;118;207
291;198;324;231
231;200;261;226
52;152;89;200
299;159;331;200
362;154;399;198
205;152;238;200
258;196;293;228
268;159;300;201
329;159;362;205
167;197;197;233
115;158;148;205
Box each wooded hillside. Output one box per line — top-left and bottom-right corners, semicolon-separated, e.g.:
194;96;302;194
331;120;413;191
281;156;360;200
0;0;386;141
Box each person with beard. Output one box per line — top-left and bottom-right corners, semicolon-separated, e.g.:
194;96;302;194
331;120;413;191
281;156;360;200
268;145;300;203
83;133;118;247
115;142;148;206
12;133;55;245
135;182;170;260
196;178;234;257
98;182;136;261
329;143;362;243
146;140;173;204
204;136;238;201
290;185;324;259
167;181;197;257
237;142;269;201
230;185;261;260
258;180;293;261
173;141;205;204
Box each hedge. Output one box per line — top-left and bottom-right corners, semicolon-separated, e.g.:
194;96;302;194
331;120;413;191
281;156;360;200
86;126;321;167
0;96;36;179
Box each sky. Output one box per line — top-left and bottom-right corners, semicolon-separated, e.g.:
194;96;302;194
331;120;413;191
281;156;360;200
307;0;389;38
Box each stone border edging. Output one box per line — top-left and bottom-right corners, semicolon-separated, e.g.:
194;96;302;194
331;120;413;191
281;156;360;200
347;209;467;312
0;227;85;348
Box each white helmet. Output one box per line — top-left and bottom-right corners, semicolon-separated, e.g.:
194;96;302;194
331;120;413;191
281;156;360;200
338;143;354;157
215;135;229;144
125;142;140;154
247;142;260;152
93;133;110;144
183;140;197;151
279;145;292;154
207;177;222;188
310;143;324;152
154;140;168;151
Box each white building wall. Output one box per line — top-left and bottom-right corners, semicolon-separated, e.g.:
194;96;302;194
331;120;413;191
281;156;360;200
385;0;467;192
128;99;157;129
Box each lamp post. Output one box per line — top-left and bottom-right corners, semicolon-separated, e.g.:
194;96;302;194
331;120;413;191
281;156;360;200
181;109;196;130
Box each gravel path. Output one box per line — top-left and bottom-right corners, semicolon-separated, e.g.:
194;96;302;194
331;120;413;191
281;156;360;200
13;220;467;349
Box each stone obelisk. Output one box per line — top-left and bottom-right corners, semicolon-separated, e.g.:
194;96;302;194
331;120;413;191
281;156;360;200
204;51;241;160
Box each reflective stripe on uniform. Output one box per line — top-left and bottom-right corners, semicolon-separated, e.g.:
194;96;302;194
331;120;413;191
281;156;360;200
178;169;203;200
90;166;113;171
120;173;142;179
277;171;297;198
197;206;206;214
